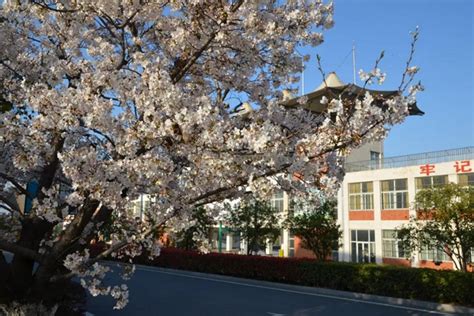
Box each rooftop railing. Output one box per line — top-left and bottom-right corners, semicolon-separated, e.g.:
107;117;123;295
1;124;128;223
345;146;474;172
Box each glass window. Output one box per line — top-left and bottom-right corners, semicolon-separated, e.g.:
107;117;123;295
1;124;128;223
288;231;295;257
358;230;369;242
331;250;339;262
272;230;284;255
348;182;374;210
271;191;284;213
382;230;405;258
351;243;357;262
349;183;360;194
395;179;407;190
362;182;373;192
128;200;142;217
458;173;474;187
350;230;376;263
232;232;241;250
415;175;448;190
420;245;450;262
432;176;447;187
144;200;151;212
381;179;408;209
370;151;381;161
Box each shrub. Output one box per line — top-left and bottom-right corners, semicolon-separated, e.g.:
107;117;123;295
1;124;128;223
90;245;474;306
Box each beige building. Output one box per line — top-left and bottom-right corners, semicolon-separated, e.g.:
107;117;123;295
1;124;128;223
337;146;473;270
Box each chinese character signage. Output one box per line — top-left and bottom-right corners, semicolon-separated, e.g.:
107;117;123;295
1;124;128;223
454;160;472;173
419;160;472;175
419;164;435;176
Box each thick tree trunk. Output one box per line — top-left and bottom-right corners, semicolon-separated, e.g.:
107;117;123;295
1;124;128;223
0;251;10;299
1;255;86;315
6;218;51;298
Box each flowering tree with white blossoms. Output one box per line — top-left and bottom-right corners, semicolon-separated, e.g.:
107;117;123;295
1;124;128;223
0;0;422;311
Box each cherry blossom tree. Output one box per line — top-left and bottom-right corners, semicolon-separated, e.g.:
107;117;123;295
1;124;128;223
0;0;421;311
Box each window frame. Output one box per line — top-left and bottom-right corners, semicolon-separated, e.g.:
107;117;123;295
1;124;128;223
348;182;374;210
382;230;406;259
270;191;285;213
415;175;448;191
381;178;409;210
458;173;474;187
350;229;376;263
420;245;451;262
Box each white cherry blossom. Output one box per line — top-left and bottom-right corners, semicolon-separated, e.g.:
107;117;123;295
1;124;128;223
0;0;420;309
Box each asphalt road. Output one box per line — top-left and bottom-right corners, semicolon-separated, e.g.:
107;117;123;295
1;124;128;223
86;265;466;316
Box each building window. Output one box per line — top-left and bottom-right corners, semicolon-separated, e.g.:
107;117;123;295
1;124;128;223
271;191;284;213
232;232;241;250
381;179;408;209
458;173;474;187
415;175;448;191
369;151;381;169
370;151;381;161
331;250;339;262
351;230;376;263
349;182;374;210
272;230;284;256
289;231;295;257
382;230;405;258
420;245;450;262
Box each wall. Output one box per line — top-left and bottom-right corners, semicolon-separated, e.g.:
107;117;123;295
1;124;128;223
337;158;473;270
345;141;383;164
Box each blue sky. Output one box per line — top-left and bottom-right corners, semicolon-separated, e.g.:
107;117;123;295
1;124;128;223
298;0;473;157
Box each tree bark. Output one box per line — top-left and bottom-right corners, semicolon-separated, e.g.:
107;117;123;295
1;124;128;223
32;199;101;291
7;217;51;298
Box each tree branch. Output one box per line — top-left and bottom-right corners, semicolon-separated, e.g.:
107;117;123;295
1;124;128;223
0;193;22;214
0;172;31;198
170;0;244;84
0;239;42;263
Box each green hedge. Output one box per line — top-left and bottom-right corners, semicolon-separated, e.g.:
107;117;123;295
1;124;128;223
92;245;474;306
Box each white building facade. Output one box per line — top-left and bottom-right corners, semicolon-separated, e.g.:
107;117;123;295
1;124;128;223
129;146;473;271
337;147;473;270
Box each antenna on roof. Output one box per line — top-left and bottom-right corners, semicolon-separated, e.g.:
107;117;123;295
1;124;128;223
352;41;356;84
301;57;305;96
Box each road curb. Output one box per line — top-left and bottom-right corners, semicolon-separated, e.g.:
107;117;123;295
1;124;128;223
125;264;473;315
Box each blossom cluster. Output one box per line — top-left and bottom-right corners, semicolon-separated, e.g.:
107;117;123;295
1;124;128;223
0;0;420;309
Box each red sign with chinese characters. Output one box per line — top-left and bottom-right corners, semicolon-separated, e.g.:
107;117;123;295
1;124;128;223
454;160;472;173
419;164;435;176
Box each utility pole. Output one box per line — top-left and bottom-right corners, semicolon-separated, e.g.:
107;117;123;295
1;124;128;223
301;57;305;95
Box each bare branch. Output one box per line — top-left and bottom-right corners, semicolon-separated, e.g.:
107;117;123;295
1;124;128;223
31;0;81;13
398;27;419;92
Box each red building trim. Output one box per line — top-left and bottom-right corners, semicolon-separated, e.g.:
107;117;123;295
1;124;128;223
416;210;434;220
382;257;411;267
293;237;334;260
419;260;453;270
349;210;374;220
381;209;409;220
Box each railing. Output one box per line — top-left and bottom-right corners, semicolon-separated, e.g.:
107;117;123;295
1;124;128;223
345;147;474;172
